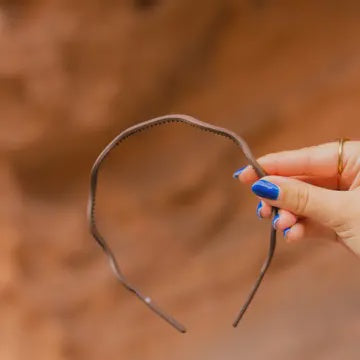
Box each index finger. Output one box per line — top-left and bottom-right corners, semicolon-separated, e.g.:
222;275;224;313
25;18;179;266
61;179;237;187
235;142;339;184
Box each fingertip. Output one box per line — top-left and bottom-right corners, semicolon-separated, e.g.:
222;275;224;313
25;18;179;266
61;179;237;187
259;200;272;218
276;209;297;230
283;227;296;243
251;179;280;201
233;166;247;179
283;227;291;238
238;165;259;183
272;214;280;229
256;201;263;218
284;222;305;243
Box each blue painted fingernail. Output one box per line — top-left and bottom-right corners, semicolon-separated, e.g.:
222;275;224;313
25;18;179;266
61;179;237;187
251;179;279;200
233;166;247;179
283;227;291;237
272;214;280;229
256;202;262;218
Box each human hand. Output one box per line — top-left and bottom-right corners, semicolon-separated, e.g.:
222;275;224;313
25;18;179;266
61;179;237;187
234;141;360;257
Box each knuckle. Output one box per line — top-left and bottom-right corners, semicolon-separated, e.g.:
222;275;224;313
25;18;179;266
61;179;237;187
331;192;357;231
332;219;354;240
292;185;310;215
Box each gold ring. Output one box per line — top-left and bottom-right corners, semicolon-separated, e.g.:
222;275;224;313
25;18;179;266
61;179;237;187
337;138;349;176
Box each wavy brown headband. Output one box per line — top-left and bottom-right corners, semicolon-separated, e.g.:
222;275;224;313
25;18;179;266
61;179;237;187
87;114;278;333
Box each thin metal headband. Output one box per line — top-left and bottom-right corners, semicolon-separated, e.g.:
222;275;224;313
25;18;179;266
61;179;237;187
87;114;278;333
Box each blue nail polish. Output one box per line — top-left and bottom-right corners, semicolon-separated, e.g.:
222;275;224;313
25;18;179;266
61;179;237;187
283;227;291;237
272;214;280;229
251;179;279;200
256;202;262;218
233;166;247;179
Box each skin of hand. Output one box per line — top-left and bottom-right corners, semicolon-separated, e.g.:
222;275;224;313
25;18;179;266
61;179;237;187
234;141;360;257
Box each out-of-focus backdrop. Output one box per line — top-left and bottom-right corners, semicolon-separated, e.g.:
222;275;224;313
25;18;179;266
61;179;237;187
1;0;360;359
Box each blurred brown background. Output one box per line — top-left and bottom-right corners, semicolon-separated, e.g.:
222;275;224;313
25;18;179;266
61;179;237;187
1;0;360;359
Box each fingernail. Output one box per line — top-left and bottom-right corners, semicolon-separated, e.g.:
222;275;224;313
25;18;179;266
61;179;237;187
233;166;247;179
272;214;280;229
283;227;291;237
251;179;279;200
256;202;262;218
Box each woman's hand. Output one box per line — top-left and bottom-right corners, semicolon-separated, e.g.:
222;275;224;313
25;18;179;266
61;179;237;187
234;141;360;257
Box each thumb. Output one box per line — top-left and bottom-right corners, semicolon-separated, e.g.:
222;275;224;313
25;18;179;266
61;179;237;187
251;176;347;229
